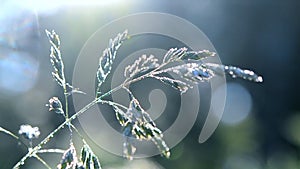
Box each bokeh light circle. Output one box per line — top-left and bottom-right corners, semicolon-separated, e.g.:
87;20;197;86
218;83;253;125
0;50;38;95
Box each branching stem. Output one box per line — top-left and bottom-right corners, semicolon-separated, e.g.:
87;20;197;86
14;52;179;169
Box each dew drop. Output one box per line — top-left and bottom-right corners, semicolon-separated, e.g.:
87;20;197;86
256;76;263;82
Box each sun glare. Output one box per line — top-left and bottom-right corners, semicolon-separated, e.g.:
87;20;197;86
13;0;125;13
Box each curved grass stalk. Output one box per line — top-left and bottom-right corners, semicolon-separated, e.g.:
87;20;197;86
12;37;262;167
13;71;152;169
12;58;173;169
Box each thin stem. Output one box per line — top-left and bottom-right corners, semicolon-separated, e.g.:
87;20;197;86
64;87;69;119
13;60;172;169
63;84;73;136
37;149;65;154
122;86;131;94
149;60;183;76
0;127;19;140
0;127;28;148
13;99;97;169
34;155;52;169
69;124;85;142
29;139;33;148
69;124;93;153
97;100;128;110
151;67;173;76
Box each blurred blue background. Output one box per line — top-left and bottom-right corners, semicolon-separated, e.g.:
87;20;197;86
0;0;299;168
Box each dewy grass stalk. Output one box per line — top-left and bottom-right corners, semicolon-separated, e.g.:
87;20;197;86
0;29;263;169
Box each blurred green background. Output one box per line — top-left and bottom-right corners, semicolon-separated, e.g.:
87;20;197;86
0;0;299;168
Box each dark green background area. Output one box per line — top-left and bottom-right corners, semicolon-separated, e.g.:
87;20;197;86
0;0;299;168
